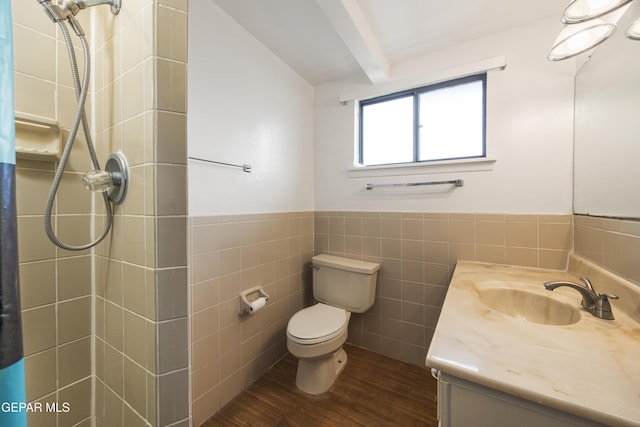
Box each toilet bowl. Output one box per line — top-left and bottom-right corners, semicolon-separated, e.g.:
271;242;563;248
286;303;351;394
286;254;380;395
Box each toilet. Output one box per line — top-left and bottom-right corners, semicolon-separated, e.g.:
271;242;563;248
286;254;380;395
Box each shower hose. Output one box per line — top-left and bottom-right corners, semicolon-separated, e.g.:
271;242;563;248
44;18;113;251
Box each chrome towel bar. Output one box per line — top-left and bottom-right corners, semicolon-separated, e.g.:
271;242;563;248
189;156;251;173
366;179;464;190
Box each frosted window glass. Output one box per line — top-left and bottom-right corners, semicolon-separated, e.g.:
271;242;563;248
361;96;413;166
418;80;484;161
359;74;485;166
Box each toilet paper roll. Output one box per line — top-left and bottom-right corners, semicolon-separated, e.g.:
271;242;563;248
249;297;267;314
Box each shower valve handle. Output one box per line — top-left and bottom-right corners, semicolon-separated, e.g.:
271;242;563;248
81;152;130;205
82;170;115;192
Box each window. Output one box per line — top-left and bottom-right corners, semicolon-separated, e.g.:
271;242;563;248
359;74;486;167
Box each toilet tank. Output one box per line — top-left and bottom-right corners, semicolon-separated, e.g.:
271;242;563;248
311;254;380;313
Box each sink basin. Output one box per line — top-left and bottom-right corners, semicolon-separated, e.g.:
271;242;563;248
478;287;581;325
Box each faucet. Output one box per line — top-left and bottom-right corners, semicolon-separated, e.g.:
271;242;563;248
543;277;619;320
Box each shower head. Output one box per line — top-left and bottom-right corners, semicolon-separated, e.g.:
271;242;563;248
38;0;69;23
37;0;120;24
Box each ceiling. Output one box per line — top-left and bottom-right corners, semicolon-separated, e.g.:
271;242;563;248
213;0;565;86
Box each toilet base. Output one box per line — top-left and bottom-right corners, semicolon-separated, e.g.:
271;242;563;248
295;347;348;395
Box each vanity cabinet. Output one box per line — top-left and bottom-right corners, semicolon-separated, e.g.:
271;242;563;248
427;260;640;426
436;372;605;427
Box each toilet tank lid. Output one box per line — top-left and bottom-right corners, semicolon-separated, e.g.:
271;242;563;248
312;254;380;274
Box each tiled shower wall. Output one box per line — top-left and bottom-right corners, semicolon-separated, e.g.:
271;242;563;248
574;214;640;286
93;1;159;425
12;1;93;425
314;211;574;366
189;212;314;426
93;1;189;426
12;0;188;426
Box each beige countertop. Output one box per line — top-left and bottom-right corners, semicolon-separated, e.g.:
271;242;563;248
426;259;640;427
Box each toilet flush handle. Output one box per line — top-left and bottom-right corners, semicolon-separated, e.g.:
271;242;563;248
310;263;320;270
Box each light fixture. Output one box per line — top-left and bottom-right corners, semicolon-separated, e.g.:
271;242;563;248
548;21;617;61
626;15;640;38
548;3;633;61
562;0;634;24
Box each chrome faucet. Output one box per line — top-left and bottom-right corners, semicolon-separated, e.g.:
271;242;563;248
544;278;619;320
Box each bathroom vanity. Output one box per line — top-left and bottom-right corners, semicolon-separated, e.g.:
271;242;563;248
426;257;640;427
436;372;604;427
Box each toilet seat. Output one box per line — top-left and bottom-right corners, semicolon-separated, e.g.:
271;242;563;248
287;303;349;345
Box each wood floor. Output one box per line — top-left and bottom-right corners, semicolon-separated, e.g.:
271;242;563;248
203;344;438;427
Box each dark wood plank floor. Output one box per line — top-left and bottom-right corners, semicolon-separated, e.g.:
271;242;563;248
203;344;438;427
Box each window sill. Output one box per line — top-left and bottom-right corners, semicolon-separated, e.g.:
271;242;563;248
347;157;496;178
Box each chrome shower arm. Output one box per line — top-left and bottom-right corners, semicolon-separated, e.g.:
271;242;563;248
72;0;121;15
37;0;120;23
64;0;121;15
79;0;119;8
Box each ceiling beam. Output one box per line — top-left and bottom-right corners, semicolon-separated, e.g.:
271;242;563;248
316;0;390;84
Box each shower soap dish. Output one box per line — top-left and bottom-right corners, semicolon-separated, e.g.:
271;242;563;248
15;112;61;161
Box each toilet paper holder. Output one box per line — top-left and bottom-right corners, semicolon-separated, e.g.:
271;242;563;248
238;286;270;315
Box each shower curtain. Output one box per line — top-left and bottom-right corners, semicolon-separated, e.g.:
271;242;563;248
0;1;27;426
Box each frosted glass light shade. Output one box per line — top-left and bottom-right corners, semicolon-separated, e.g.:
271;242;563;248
562;0;633;24
548;21;616;61
626;16;640;39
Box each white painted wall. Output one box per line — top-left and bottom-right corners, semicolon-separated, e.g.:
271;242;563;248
190;7;576;216
314;18;576;214
188;1;314;216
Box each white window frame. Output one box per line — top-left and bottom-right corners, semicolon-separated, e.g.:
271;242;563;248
345;56;504;178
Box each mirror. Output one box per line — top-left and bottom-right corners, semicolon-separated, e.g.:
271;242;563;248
573;2;640;219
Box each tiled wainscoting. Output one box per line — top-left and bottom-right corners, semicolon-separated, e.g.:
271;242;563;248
188;211;573;425
314;212;574;367
189;211;640;426
574;214;640;286
189;212;314;426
